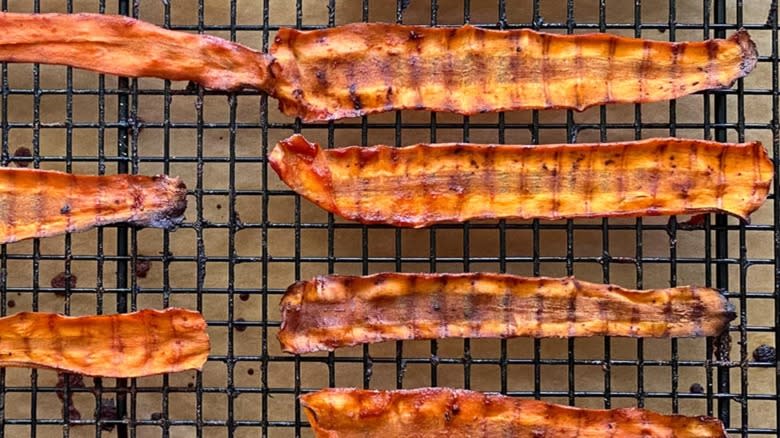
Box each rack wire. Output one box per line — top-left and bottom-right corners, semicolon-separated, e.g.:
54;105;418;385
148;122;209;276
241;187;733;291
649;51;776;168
0;0;777;437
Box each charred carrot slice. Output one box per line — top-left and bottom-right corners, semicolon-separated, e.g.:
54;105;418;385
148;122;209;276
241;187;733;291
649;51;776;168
269;135;772;227
302;388;727;438
0;308;210;378
279;273;734;354
0;168;187;244
0;13;757;122
271;23;756;121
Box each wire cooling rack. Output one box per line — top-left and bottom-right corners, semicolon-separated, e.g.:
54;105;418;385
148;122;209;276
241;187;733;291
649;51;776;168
0;0;777;437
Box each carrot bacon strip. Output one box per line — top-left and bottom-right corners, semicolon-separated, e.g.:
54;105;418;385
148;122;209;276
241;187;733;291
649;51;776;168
0;13;757;122
271;23;756;121
0;13;273;91
302;388;727;438
269;135;773;228
0;168;187;244
278;273;734;354
0;308;210;378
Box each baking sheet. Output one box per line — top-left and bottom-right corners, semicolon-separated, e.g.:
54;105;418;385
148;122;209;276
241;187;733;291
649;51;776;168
0;0;775;437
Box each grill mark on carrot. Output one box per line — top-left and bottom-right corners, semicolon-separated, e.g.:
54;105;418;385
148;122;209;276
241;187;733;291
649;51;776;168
706;39;719;87
605;36;618;103
541;33;553;108
508;31;521;107
630;307;640;336
49;313;63;368
662;291;674;337
501;279;513;338
34;170;47;237
568;279;579;337
649;142;667;212
671;42;684;95
483;146;496;212
690;288;704;337
550;149;562;218
639;40;652;101
716;145;728;211
270;135;772;227
534;283;545;338
583;145;594;215
574;37;584;109
751;141;762;204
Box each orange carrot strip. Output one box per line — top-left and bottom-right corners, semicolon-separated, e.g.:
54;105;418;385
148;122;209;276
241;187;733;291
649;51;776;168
279;273;734;354
302;388;727;438
0;167;187;244
269;135;772;227
0;12;272;91
0;13;757;121
0;308;209;378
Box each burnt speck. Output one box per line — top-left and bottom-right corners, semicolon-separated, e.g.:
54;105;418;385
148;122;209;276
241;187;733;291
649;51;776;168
184;81;199;93
714;333;731;362
604;159;615;166
7;299;14;308
689;383;704;394
187;382;195;388
235;317;247;332
247;368;255;376
239;293;250;302
216;203;222;210
56;372;86;421
753;344;776;362
135;259;152;278
51;272;77;296
677;214;707;231
12;146;32;167
150;412;163;421
97;399;118;431
409;30;423;41
60;204;71;215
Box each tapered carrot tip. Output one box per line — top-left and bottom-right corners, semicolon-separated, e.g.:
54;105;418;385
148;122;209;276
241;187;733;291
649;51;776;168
301;388;727;437
731;29;758;77
0;308;209;378
0;168;188;244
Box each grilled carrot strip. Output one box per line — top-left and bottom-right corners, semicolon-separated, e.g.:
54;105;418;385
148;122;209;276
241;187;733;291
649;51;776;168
0;12;273;91
0;308;210;378
0;13;757;121
269;135;772;227
302;388;727;438
279;273;734;354
0;168;187;244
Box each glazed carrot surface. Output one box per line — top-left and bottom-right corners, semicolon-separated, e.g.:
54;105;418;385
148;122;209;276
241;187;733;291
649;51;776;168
0;13;757;121
279;273;734;354
269;135;772;227
0;308;209;378
0;168;187;244
302;388;727;437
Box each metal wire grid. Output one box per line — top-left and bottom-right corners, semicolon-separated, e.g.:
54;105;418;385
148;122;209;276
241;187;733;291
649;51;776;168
0;0;775;436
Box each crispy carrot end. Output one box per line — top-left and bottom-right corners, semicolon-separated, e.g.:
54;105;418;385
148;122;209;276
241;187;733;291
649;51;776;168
0;168;188;244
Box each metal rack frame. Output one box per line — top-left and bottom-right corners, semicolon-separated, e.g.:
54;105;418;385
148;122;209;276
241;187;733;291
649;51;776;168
0;0;778;437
